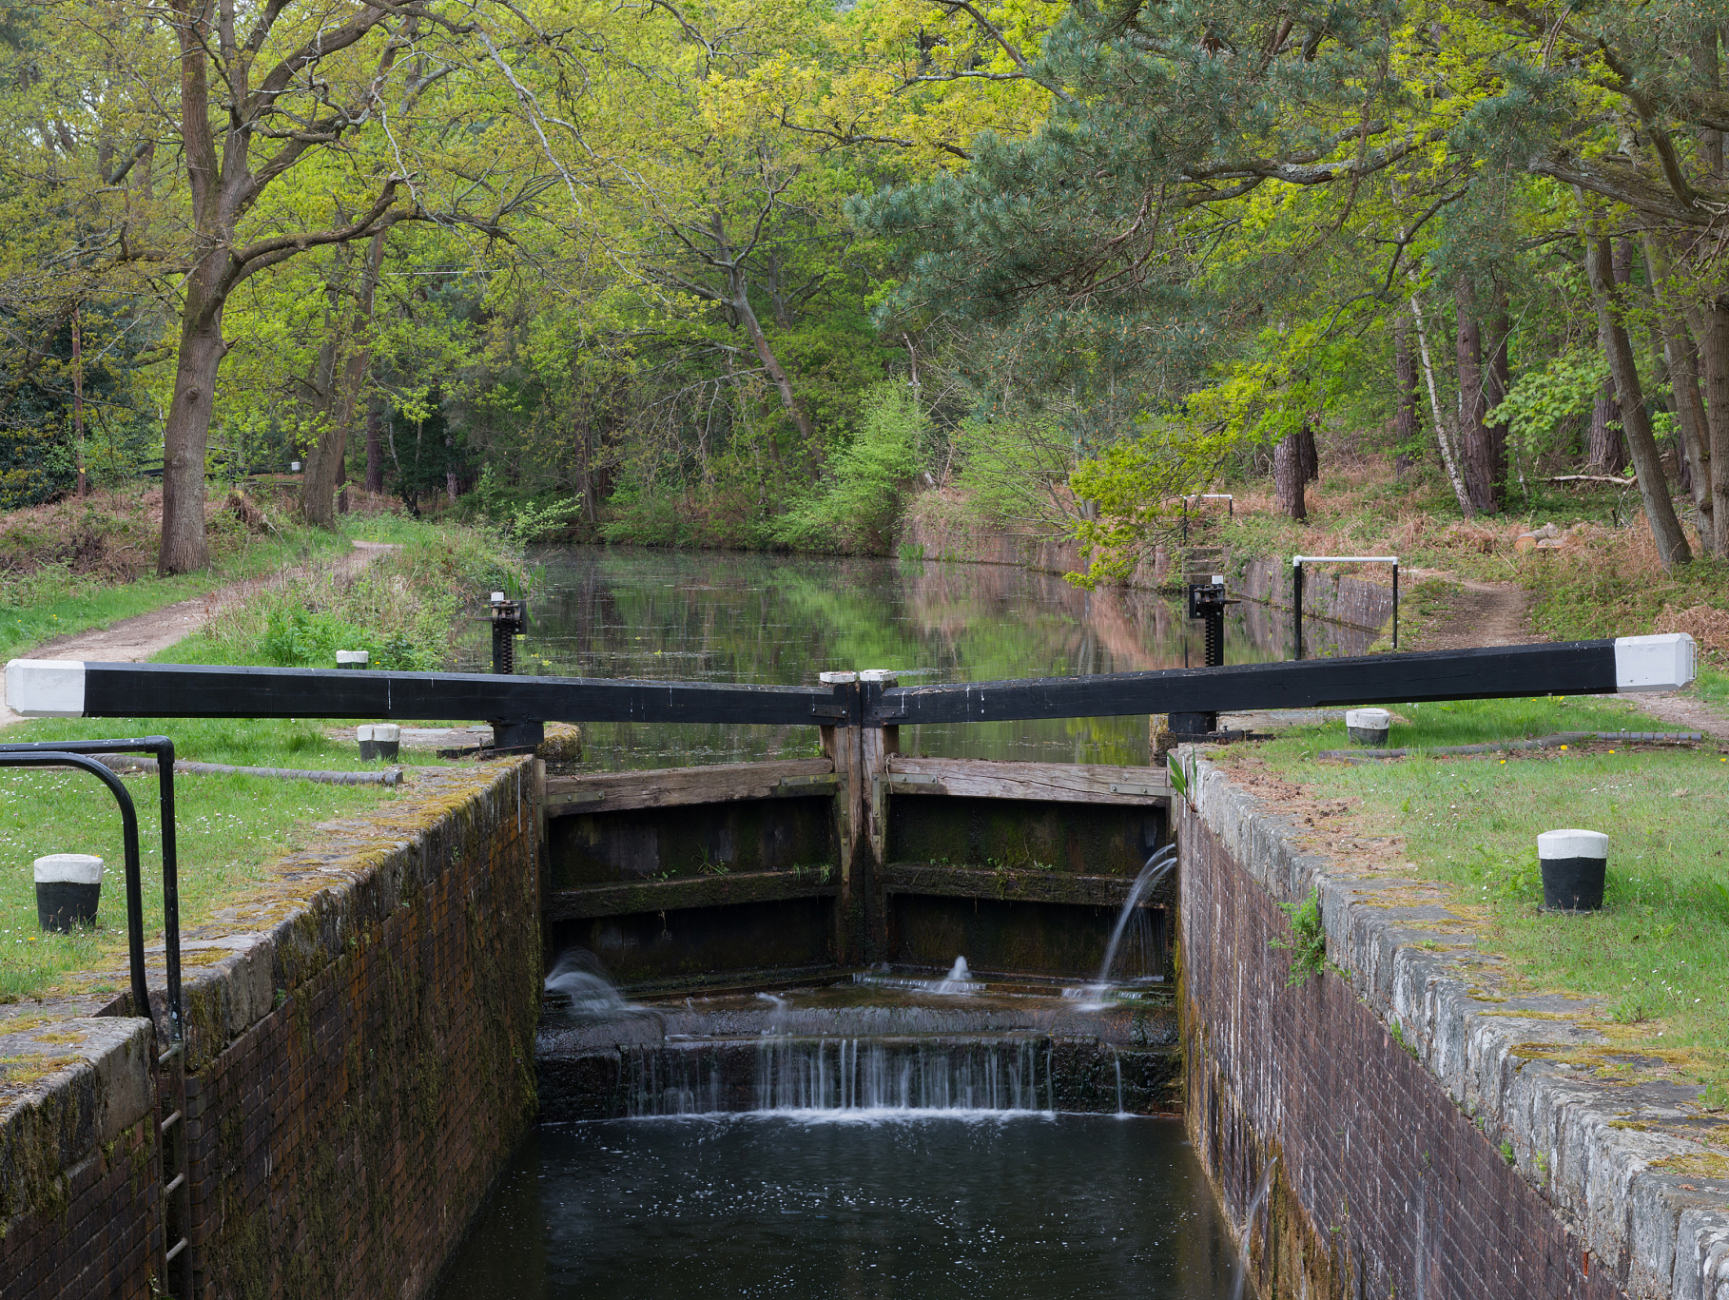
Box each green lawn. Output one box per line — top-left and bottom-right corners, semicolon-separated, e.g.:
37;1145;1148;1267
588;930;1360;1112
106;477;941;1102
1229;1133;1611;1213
1;514;519;1006
0;720;423;1003
1241;694;1729;1103
3;707;471;1007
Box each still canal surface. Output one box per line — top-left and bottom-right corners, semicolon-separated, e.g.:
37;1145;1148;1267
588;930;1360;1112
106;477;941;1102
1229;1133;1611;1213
462;546;1349;770
440;547;1320;1297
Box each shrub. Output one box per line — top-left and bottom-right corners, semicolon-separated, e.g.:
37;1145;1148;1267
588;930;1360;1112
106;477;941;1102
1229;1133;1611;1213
771;383;928;554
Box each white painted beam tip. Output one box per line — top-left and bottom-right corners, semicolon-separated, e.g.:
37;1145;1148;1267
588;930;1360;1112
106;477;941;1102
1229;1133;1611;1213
5;659;88;717
1612;634;1695;692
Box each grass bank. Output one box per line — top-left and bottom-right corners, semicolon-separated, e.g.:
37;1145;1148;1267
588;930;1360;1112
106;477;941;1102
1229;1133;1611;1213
0;718;430;1003
1224;694;1729;1104
162;518;525;670
0;485;360;660
3;514;527;1004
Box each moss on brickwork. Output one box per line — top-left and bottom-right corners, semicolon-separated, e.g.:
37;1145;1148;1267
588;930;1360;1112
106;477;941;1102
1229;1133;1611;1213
1652;1151;1729;1180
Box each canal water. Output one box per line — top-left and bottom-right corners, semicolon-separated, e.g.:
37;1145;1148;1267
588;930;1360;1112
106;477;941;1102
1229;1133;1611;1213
434;1115;1237;1299
466;547;1356;770
439;547;1328;1297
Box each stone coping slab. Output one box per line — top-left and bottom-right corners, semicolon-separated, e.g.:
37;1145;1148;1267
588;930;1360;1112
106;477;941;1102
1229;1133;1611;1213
1184;751;1729;1300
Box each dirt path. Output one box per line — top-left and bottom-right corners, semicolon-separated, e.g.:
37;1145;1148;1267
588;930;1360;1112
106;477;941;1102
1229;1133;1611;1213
1402;571;1729;739
1402;576;1541;651
0;541;395;728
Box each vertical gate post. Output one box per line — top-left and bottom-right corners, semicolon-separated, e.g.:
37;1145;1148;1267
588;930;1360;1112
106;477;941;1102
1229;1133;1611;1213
819;673;863;963
819;670;897;966
859;671;899;965
1291;557;1305;661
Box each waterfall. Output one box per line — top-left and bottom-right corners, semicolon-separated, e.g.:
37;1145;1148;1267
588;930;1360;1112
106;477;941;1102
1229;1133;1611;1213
619;1037;1053;1116
1230;1155;1279;1300
757;1037;1048;1113
1066;844;1176;1007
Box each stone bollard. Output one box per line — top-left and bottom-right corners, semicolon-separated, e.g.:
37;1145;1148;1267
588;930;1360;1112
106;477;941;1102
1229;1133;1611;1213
357;724;401;761
336;650;370;669
1345;708;1391;747
36;854;102;931
1538;829;1608;912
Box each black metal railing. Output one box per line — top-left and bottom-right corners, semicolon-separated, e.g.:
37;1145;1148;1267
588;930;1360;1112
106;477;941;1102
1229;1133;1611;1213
0;735;191;1295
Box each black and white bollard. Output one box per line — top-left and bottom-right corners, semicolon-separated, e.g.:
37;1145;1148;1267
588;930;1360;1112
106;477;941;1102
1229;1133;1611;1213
35;853;102;931
1345;708;1391;747
357;724;401;761
1538;829;1608;912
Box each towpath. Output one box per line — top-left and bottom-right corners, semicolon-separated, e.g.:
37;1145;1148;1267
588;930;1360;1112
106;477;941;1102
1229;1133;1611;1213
0;540;395;728
1401;571;1729;740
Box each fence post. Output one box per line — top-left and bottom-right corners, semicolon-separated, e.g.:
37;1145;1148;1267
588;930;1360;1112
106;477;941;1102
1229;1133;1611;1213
1292;558;1305;661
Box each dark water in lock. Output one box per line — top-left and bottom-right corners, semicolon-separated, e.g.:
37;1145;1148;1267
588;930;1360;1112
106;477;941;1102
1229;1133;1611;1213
433;1115;1237;1299
461;547;1362;770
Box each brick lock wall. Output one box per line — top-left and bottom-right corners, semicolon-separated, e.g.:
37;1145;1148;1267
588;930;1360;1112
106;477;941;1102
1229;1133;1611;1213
0;762;542;1300
0;1110;160;1298
1180;806;1627;1300
182;768;543;1299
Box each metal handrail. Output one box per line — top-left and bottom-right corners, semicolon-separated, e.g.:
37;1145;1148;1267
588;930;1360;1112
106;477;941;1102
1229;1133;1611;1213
0;737;181;1040
1179;493;1234;542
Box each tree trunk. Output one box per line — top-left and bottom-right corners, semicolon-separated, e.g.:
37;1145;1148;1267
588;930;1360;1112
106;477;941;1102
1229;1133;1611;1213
1693;28;1723;181
1454;279;1498;513
1588;377;1627;473
1584;233;1692;568
1296;422;1319;483
159;269;223;574
1485;290;1512;498
1694;297;1729;556
72;304;86;497
1643;235;1715;553
1410;294;1474;517
303;227;387;527
364;404;385;494
1393;310;1419;476
1273;430;1307;520
730;279;808;454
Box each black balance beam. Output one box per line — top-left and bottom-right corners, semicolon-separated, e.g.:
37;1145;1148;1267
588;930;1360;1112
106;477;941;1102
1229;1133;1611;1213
3;635;1694;728
868;636;1695;725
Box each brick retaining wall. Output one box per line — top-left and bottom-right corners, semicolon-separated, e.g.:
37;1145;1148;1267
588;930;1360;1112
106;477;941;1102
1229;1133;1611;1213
0;760;542;1299
1178;755;1729;1300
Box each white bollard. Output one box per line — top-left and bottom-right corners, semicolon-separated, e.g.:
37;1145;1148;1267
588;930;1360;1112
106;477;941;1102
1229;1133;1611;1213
336;650;370;669
357;723;400;761
1345;708;1391;747
1538;829;1608;912
36;854;102;931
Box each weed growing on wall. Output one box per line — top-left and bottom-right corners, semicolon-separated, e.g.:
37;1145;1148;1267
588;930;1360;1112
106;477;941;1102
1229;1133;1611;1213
1270;887;1326;985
